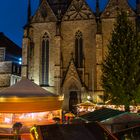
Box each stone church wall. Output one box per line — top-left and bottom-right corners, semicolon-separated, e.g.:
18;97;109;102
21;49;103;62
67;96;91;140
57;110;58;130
30;22;56;89
61;20;96;90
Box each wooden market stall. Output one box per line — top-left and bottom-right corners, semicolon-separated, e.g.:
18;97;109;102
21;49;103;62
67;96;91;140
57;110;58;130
0;79;63;128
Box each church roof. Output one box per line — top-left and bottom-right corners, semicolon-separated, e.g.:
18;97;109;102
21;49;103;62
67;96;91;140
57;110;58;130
0;78;56;97
47;0;71;17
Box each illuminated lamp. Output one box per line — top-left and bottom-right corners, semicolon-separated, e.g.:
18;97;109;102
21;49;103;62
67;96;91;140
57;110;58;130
18;58;22;65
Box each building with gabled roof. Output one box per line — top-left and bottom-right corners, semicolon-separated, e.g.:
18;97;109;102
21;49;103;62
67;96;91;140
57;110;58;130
0;32;22;90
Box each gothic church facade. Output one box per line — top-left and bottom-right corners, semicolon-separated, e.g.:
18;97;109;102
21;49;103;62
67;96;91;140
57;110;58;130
22;0;140;111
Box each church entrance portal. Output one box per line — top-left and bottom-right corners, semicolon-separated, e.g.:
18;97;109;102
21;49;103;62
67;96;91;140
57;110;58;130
69;91;78;113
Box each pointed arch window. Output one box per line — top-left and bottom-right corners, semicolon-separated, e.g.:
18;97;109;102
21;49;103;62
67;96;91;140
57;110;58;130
41;32;49;86
75;30;83;68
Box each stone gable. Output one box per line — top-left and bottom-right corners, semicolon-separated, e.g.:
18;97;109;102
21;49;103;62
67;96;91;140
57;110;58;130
101;0;135;18
62;58;82;87
31;0;57;23
62;0;95;21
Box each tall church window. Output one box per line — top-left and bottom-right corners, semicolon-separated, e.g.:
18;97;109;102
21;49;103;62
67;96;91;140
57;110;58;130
75;30;83;68
41;32;49;86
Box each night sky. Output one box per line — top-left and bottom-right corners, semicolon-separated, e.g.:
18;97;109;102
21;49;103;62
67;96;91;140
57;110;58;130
0;0;136;47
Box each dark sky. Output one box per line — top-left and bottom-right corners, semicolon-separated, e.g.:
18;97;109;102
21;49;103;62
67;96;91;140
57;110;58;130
0;0;136;47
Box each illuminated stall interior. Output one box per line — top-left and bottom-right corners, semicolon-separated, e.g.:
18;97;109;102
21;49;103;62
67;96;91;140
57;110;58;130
77;101;96;114
0;79;63;128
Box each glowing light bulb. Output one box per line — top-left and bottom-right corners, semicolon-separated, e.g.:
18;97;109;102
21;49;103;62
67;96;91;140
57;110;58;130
87;96;91;100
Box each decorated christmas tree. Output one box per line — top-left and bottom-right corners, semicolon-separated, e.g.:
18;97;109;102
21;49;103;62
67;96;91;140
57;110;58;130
102;11;140;111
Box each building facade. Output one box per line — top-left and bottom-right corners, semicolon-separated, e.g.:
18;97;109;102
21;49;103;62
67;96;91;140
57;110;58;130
22;0;140;111
0;32;22;91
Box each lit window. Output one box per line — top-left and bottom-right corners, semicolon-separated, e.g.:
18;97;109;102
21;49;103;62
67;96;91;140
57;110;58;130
18;58;22;65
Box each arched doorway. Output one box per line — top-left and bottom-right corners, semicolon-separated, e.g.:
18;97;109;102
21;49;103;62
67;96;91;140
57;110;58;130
62;77;82;111
69;91;78;114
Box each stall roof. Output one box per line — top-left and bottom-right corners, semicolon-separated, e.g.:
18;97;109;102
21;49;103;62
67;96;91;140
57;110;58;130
102;112;140;124
80;108;125;122
35;122;117;140
0;78;56;97
114;124;140;139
